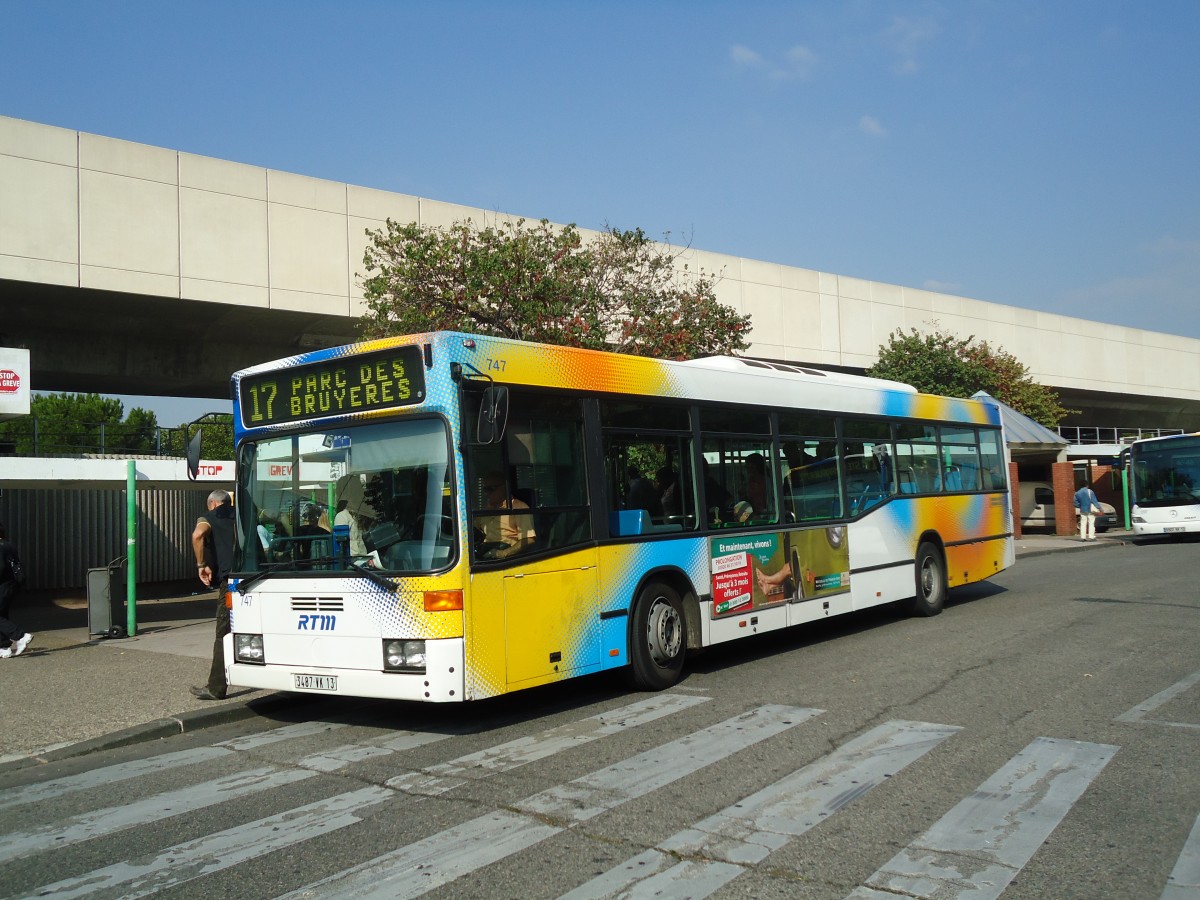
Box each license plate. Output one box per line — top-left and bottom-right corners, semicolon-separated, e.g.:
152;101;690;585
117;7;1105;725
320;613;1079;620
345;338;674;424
293;673;338;692
1165;526;1185;533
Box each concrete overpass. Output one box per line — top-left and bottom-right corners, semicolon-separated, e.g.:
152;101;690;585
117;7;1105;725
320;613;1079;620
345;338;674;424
1;114;1196;428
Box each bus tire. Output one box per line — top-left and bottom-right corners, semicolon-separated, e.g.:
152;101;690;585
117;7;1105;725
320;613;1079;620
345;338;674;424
911;541;946;617
627;581;686;691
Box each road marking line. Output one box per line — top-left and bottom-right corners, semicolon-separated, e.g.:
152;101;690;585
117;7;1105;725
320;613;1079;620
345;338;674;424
1116;670;1200;731
25;786;393;900
1161;811;1200;900
298;729;453;772
215;718;352;750
559;719;960;899
283;704;821;899
849;736;1117;900
0;766;313;864
387;692;710;795
11;694;716;897
0;746;231;812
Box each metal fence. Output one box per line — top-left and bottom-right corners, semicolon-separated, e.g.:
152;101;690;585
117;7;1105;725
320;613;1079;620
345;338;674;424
0;485;212;591
1056;426;1186;445
0;417;233;458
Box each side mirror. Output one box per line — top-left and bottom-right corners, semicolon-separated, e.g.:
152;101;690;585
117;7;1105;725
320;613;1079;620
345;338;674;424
475;386;509;445
186;427;203;481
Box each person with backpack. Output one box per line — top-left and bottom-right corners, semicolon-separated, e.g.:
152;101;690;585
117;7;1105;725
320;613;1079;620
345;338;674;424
0;523;33;659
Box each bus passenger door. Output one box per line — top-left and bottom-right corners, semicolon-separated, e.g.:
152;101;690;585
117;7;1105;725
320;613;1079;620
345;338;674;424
501;553;600;686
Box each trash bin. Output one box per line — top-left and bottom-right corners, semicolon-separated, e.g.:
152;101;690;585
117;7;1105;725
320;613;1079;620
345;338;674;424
87;557;128;638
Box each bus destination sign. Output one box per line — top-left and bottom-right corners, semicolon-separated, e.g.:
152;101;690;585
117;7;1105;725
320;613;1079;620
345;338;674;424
240;345;426;427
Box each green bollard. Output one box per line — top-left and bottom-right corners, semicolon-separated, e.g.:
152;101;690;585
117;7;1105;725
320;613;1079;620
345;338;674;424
1121;466;1130;531
127;459;137;637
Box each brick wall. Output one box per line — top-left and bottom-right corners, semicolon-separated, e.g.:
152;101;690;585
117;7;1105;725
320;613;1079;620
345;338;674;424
1089;464;1126;526
1052;461;1077;535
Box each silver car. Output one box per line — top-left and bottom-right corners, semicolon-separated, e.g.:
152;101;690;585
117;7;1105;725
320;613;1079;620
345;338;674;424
1019;482;1118;533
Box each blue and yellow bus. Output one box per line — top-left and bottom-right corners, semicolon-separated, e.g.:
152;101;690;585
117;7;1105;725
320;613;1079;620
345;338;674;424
221;331;1014;701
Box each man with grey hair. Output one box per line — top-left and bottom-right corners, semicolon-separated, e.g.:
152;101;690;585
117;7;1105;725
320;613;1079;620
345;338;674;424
190;488;235;700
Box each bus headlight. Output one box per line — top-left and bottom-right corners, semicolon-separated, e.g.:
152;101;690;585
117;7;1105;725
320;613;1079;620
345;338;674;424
383;639;426;673
235;633;265;665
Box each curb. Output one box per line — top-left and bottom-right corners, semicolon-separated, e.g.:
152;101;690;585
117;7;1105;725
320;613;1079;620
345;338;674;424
0;692;302;774
1016;537;1131;560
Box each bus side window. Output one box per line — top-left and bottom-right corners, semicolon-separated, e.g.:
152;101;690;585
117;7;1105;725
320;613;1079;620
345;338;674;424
469;391;592;560
781;438;841;522
599;399;697;537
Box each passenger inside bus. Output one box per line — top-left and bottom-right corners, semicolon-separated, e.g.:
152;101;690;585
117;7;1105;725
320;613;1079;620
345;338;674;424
295;503;331;567
656;466;681;518
625;467;664;518
702;459;735;525
743;452;771;519
475;471;536;558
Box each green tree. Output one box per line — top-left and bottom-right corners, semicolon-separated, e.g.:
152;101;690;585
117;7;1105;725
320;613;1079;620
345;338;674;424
0;394;234;458
867;326;1071;427
358;218;751;359
117;407;161;454
962;341;1074;428
0;392;161;455
159;413;235;461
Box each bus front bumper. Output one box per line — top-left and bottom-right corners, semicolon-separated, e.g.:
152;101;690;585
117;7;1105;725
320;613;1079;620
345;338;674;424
224;636;466;702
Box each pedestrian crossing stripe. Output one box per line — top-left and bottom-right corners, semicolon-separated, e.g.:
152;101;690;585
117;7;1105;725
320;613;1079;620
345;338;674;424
560;719;961;899
850;736;1117;900
387;692;711;795
281;704;820;900
0;766;313;864
0;703;1188;900
1162;812;1200;899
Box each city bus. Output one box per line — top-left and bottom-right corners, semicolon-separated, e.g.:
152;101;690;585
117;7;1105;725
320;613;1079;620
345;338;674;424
1122;432;1200;536
219;331;1014;701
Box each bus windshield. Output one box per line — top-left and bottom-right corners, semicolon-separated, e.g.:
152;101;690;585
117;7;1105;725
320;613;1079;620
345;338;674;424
1132;435;1200;508
234;417;454;575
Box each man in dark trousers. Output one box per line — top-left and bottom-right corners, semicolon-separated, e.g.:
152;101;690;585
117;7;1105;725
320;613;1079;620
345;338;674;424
191;489;236;700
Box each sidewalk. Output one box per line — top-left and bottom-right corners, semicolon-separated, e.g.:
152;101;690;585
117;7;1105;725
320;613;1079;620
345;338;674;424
0;531;1130;772
0;583;287;771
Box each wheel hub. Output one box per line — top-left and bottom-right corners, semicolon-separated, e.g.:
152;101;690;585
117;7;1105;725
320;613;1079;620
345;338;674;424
646;599;682;665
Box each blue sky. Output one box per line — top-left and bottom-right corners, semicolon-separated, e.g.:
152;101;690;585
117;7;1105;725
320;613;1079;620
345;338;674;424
4;1;1197;423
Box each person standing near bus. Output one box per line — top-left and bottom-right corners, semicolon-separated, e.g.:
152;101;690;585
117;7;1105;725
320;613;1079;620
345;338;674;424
1074;482;1102;542
0;523;33;659
191;489;235;700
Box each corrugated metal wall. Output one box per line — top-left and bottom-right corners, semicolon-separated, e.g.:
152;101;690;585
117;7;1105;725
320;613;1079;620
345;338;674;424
0;487;213;589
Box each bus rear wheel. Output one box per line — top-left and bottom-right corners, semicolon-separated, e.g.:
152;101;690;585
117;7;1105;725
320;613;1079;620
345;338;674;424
627;581;686;691
911;541;946;617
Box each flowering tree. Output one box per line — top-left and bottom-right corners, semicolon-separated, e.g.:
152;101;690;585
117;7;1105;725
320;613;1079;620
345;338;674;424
867;326;1072;427
358;218;751;360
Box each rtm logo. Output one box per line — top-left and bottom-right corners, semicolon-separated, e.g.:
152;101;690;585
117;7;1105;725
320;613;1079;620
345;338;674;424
297;615;337;631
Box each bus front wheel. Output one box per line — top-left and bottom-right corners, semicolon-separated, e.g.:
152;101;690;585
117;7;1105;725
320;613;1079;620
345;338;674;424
627;581;686;691
911;542;946;617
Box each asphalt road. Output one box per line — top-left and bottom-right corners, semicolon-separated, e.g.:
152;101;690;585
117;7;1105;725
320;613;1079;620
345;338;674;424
1;539;1197;899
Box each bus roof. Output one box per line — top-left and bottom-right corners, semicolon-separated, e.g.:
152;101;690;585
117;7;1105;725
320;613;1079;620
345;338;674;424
232;331;999;431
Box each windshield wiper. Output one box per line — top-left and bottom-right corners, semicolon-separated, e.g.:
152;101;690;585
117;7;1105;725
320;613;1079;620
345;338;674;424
348;559;396;589
235;561;290;594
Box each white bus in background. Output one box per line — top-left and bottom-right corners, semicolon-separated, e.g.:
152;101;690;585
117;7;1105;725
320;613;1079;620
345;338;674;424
1123;432;1200;536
